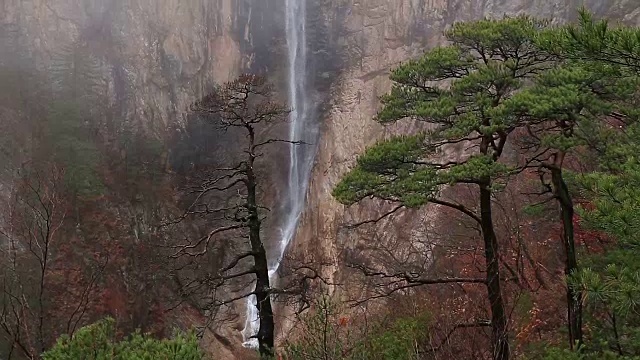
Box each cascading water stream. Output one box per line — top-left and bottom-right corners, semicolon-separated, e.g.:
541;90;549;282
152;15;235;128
242;0;316;347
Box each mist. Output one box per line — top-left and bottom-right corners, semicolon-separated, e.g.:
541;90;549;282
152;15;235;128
0;1;310;358
4;1;640;360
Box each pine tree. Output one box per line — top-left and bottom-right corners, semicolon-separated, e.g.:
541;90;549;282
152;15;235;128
502;57;639;349
535;10;640;358
333;16;554;360
542;9;640;72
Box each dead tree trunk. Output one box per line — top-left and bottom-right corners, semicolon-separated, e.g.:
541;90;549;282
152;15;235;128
173;74;294;359
246;126;275;356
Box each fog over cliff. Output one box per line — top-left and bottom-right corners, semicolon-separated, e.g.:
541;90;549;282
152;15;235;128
2;0;640;358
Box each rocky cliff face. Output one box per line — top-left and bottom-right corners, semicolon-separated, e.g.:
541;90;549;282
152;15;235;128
0;0;286;130
3;0;640;357
0;1;278;357
291;0;640;294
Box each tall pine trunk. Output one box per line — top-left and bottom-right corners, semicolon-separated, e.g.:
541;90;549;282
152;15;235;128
480;184;510;360
551;166;583;349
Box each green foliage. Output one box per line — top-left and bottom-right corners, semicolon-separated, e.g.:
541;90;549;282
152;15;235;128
534;10;640;358
571;151;640;357
521;203;550;218
282;298;349;360
50;40;104;105
282;297;429;360
538;8;640;72
40;40;107;196
45;102;104;196
0;34;105;197
353;315;428;360
335;16;549;208
540;346;640;360
332;134;441;208
503;59;638;156
42;318;204;360
336;12;640;359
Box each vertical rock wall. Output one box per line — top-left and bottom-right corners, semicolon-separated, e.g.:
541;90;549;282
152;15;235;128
0;0;286;130
0;1;281;358
4;0;640;357
292;0;640;298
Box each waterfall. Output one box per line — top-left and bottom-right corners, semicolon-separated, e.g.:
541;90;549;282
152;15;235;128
242;0;316;347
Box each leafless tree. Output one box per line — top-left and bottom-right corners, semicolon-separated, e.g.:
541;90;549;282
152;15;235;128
170;74;300;358
0;165;106;359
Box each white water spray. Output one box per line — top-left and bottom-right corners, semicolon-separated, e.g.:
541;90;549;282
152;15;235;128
242;0;316;347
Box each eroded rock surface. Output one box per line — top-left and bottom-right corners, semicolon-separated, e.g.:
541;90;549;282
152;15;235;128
292;0;640;291
4;0;640;358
